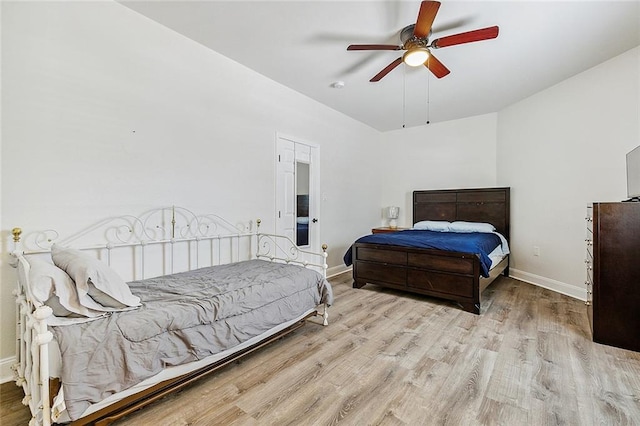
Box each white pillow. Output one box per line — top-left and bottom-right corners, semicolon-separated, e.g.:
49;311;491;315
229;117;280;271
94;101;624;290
449;221;496;233
51;245;141;311
413;220;451;232
26;257;101;318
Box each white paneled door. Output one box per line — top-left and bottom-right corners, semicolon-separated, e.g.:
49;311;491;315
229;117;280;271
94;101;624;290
275;134;320;254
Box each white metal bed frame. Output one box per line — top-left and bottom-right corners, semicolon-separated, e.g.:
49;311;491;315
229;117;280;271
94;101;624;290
9;206;329;426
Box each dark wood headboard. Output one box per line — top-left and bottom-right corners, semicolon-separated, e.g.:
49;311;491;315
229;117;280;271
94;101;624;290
413;187;510;240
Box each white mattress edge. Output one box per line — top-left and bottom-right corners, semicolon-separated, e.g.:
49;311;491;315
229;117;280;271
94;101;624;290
488;246;507;270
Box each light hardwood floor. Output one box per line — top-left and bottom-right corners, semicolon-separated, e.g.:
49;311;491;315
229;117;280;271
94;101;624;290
2;273;639;425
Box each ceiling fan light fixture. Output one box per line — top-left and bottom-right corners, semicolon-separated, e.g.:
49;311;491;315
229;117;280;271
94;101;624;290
403;48;429;67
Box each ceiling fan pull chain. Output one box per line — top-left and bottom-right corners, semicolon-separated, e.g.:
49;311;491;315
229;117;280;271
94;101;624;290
426;59;431;125
402;65;407;129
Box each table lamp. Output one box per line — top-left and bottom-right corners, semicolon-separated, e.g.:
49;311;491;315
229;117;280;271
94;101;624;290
387;206;399;228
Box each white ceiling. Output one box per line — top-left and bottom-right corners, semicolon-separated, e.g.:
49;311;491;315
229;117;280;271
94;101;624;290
121;1;640;132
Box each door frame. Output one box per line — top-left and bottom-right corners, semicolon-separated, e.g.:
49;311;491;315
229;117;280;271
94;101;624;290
274;132;321;251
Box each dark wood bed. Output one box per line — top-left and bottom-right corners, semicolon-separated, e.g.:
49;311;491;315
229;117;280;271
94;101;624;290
352;187;510;314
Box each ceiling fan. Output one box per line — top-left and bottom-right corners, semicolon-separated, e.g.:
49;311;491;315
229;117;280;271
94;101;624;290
347;1;499;82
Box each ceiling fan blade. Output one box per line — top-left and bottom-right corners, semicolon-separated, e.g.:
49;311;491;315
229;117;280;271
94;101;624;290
370;58;403;82
347;44;402;51
432;18;471;35
431;26;499;49
424;53;450;79
414;1;441;38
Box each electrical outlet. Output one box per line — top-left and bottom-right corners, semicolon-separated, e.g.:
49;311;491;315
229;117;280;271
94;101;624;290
533;246;540;256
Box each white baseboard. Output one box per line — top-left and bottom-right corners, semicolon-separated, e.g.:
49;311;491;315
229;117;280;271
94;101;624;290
327;265;351;279
509;268;586;301
1;356;16;384
327;265;587;302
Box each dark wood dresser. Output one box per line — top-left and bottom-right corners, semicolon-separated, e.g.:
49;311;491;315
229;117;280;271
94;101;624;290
587;202;640;352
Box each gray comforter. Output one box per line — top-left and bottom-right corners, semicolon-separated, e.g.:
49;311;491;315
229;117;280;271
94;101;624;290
51;259;333;420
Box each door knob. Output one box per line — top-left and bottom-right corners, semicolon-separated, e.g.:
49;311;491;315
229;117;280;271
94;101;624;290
312;218;318;223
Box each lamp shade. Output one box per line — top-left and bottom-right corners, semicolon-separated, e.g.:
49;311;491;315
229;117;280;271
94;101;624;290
387;206;400;219
403;48;429;67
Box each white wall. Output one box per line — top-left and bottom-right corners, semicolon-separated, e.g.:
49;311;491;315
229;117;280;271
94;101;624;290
379;46;640;302
1;0;638;381
0;1;381;366
380;114;498;227
497;46;640;299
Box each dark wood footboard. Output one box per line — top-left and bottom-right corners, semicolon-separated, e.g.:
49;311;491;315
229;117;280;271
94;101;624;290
352;243;508;314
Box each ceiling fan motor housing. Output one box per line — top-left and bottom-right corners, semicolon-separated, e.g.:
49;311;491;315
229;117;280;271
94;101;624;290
400;24;431;49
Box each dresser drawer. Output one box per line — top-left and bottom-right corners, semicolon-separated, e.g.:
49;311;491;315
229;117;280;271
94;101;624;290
585;206;593;231
585;205;594;311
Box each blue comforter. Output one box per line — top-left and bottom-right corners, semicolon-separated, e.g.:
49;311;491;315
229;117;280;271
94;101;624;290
343;230;502;277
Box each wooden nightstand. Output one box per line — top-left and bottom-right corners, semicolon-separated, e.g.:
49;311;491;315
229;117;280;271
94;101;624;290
371;227;409;234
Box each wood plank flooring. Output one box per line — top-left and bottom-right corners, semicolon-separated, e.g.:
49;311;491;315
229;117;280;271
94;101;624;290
2;273;639;425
